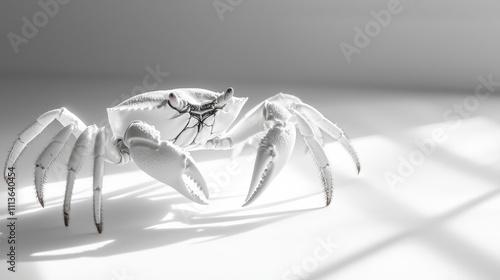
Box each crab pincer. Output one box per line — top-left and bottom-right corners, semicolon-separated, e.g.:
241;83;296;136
242;103;297;207
124;121;209;204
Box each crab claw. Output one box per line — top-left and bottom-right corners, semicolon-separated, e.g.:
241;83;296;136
124;121;209;204
243;122;296;207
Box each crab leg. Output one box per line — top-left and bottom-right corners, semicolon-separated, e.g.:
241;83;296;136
123;121;209;204
4;107;86;181
64;125;97;226
206;100;300;206
292;110;334;206
293;103;361;174
204;100;269;151
35;122;78;207
93;128;106;233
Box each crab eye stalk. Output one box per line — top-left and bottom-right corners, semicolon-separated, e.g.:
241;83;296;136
215;87;234;107
168;92;184;110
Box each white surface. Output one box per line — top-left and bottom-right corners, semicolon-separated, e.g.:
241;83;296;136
1;115;499;280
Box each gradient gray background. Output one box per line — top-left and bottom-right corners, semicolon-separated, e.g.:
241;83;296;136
1;1;500;280
1;0;500;90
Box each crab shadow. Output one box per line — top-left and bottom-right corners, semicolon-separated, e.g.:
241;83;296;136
14;177;320;261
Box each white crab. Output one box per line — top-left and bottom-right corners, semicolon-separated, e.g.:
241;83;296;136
4;88;360;233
